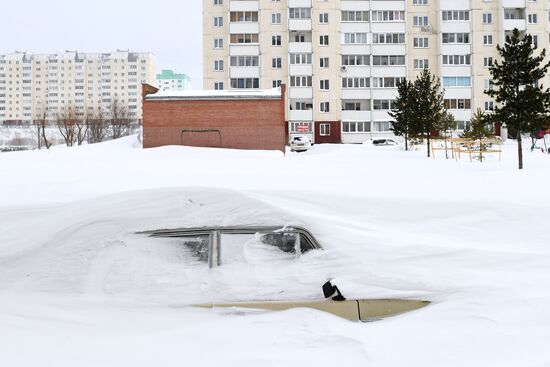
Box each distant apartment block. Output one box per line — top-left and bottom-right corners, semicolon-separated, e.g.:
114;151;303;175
0;50;156;124
203;0;550;144
156;69;192;91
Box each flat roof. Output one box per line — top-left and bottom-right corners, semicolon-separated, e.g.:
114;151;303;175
146;88;282;101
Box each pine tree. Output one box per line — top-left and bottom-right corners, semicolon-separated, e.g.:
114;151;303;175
389;80;415;151
461;109;494;161
486;28;550;169
411;69;446;158
434;111;457;159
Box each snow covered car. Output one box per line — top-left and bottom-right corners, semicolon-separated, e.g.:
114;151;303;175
290;136;312;152
372;138;399;146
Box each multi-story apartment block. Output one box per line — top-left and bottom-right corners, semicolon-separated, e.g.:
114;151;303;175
156;69;192;91
0;50;156;124
203;0;550;144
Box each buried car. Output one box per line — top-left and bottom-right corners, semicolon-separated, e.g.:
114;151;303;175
140;225;430;321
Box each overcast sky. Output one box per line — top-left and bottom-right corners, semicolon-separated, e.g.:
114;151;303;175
0;0;204;88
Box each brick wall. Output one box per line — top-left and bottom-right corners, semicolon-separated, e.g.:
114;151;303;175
142;85;287;152
315;121;341;144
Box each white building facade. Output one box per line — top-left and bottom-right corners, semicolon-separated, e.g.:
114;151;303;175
0;51;156;124
203;0;550;143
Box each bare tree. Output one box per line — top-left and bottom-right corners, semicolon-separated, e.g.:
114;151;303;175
34;110;52;150
56;105;78;147
110;98;132;139
75;113;89;146
87;108;108;144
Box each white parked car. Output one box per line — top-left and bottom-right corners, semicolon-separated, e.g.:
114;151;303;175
290;136;312;152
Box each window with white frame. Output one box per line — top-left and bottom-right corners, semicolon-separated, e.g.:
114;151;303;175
272;57;282;69
341;11;369;22
443;76;471;87
414;37;429;48
320;35;329;45
413;0;428;4
272;35;281;46
320;79;330;90
214;82;224;90
320;123;330;136
483;57;493;67
290;122;311;133
320;102;330;113
483;35;493;45
272;13;281;24
342;55;370;66
371;11;405;22
290;76;312;87
442;33;470;44
414;59;429;69
528;13;538;24
373;121;392;132
441;11;470;21
214;17;223;27
320;57;329;68
483;13;492;24
343;33;368;44
372;55;405;66
289;53;312;64
413;15;429;26
319;13;328;23
373;33;405;44
343;121;371;133
342;77;370;88
213;0;222;4
485;101;494;111
214;38;224;49
442;54;471;65
214;60;224;71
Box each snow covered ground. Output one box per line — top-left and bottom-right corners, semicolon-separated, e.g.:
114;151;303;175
0;136;549;366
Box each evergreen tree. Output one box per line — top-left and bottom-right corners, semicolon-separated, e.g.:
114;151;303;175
486;28;550;169
389;80;415;151
434;111;457;159
461;109;495;161
411;69;446;157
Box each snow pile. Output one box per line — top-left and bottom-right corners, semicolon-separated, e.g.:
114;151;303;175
0;136;549;366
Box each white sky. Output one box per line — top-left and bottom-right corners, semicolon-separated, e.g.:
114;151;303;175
0;0;204;88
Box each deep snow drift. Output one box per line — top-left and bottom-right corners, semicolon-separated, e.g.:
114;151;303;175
0;136;549;366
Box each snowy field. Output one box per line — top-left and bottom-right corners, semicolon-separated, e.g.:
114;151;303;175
1;136;549;366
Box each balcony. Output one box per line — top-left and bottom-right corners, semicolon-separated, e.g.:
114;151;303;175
229;66;260;78
288;42;312;53
341;110;371;121
288;0;311;7
502;0;525;7
229;22;259;34
229;0;258;12
503;18;526;31
289;109;313;121
229;44;260;56
289;64;313;76
289;19;312;31
289;87;313;99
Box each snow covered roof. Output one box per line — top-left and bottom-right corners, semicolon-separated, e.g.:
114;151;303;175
146;87;282;101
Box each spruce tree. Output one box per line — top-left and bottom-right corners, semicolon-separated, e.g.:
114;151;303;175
412;69;445;158
486;28;550;169
461;109;494;161
389;80;415;151
434;111;457;159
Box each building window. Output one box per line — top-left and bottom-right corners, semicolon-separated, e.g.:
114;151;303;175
230;56;259;67
320;123;330;136
342;77;370;88
290;76;312;87
272;35;281;46
214;16;224;27
414;59;429;69
373;121;392;132
320;35;329;46
320;102;330;113
483;57;493;67
343;121;371;133
371;11;405;22
528;13;538;24
484;35;493;45
341;11;369;22
290;53;312;64
372;33;405;44
444;99;471;109
290;122;312;133
320;79;330;90
413;0;428;4
413;37;429;48
319;13;329;24
372;55;405;66
442;54;471;65
213;0;223;5
272;80;282;88
214;60;224;71
485;101;494;111
214;82;223;90
342;55;370;66
413;16;429;27
230;78;259;89
272;13;281;24
442;33;470;44
441;11;470;21
289;8;311;19
320;57;329;68
214;38;224;49
443;76;471;87
343;33;368;44
272;57;282;69
483;13;492;24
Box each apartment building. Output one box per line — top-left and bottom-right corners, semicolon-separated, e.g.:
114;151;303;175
0;50;156;125
156;69;192;91
203;0;550;144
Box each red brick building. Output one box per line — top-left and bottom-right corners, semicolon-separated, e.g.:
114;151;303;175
142;84;287;151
